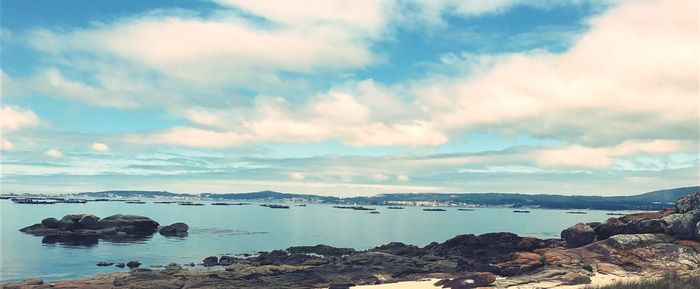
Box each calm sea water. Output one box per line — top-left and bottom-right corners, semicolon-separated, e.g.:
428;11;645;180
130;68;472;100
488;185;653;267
0;200;628;282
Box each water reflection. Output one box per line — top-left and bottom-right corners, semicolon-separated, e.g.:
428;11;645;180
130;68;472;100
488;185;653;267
40;234;154;247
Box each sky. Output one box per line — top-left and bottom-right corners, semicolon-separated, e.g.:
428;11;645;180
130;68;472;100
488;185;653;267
0;0;698;196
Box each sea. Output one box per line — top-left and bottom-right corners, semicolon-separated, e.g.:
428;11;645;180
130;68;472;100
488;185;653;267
0;200;631;282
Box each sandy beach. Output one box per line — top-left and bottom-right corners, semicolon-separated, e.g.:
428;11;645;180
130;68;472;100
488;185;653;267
353;274;643;289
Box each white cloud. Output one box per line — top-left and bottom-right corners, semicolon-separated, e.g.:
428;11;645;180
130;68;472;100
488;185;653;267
0;106;39;131
45;149;63;159
397;174;410;181
289;171;305;181
372;173;390;181
409;0;698;146
91;142;110;152
131;127;250;148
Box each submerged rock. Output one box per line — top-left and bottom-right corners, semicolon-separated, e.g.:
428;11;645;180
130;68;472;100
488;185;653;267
126;261;141;269
97;261;114;266
158;222;189;237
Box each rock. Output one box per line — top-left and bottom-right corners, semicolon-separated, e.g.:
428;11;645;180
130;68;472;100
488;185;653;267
19;214;161;244
594;218;629;240
20;278;43;285
604;233;676;249
97;261;114;266
436;272;497;288
288;244;355;256
667;210;700;239
58;220;76;231
629;219;667;234
677;190;700;213
493;252;543;276
620;210;674;223
78;215;100;229
41;217;60;228
562;223;596;248
696;221;700;240
372;242;422;256
126;260;141;269
98;214;159;233
61;214;87;223
219;255;237;265
115;262;126;268
203;256;219;266
159;222;189;237
560;272;591;285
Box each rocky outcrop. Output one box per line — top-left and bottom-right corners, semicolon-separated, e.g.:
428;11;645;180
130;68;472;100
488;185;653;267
667;210;700;240
158;222;189;237
561;223;595;248
677;190;700;213
19;214;160;243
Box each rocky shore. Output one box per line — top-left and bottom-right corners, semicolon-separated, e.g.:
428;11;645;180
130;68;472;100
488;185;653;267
3;191;700;289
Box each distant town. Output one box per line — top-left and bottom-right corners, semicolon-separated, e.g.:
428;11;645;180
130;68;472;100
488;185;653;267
2;186;697;211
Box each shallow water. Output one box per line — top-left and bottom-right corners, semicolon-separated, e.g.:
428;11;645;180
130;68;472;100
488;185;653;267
0;200;627;281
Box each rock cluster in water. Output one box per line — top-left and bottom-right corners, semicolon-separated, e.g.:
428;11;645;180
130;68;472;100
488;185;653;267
19;214;162;243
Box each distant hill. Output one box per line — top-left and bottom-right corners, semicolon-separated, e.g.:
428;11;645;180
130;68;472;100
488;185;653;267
73;186;699;210
75;190;192;198
201;190;339;203
607;186;700;203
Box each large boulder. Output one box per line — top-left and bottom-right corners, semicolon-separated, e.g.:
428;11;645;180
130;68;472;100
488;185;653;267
677;191;700;213
78;215;100;229
604;233;676;249
41;217;60;229
594;218;629;240
58;220;75;231
561;223;596;248
628;219;667;234
667;210;700;239
98;214;159;233
159;222;189;237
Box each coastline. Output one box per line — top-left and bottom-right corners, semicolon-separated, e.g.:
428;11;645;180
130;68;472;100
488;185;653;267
3;191;700;289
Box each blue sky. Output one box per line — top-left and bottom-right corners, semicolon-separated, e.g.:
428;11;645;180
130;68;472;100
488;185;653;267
1;0;697;196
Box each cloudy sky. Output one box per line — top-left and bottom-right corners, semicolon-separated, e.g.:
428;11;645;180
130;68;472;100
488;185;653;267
0;0;697;196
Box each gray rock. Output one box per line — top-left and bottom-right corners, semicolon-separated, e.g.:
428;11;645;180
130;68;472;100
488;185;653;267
159;222;189;237
78;215;100;229
127;260;141;269
41;217;60;228
676;191;700;213
560;272;592;285
203;256;219;266
115;262;126;268
629;219;667;234
561;223;595;248
605;233;676;249
667;210;700;239
594;218;629;240
60;214;87;223
58;220;75;231
97;261;114;266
